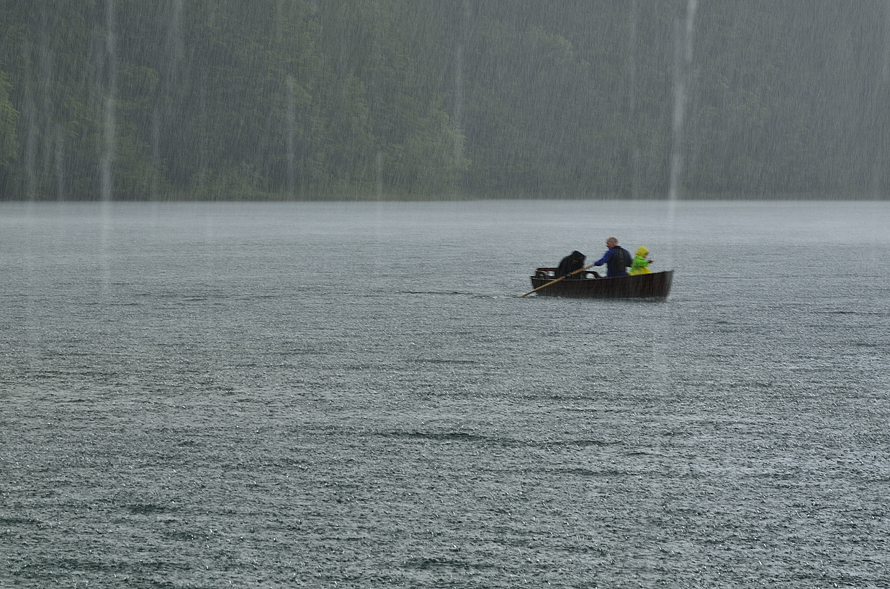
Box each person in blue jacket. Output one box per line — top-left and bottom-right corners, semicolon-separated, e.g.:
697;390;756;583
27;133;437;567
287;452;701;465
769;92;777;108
593;236;632;277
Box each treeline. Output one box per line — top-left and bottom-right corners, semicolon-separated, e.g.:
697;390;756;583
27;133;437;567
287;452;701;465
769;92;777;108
1;0;889;200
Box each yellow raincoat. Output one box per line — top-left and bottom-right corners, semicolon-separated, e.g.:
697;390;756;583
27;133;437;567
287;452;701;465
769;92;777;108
629;246;652;275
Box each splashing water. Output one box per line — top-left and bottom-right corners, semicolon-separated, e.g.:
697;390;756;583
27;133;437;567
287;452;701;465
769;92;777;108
666;0;697;268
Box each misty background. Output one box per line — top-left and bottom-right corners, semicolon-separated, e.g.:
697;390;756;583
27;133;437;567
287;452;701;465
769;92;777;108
2;0;890;201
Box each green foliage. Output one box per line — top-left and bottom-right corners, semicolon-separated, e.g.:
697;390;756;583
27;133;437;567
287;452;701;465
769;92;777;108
0;72;17;168
1;0;889;199
388;106;468;194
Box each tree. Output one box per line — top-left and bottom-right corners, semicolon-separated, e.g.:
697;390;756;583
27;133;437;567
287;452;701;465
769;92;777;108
0;71;17;168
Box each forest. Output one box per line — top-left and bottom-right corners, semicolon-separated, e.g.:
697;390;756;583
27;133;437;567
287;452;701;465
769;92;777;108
1;0;889;200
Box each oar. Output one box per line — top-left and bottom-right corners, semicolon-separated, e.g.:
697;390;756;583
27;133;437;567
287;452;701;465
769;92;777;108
517;263;596;297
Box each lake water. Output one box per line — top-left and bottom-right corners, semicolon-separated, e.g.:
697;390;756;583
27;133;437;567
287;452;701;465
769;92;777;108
2;199;889;588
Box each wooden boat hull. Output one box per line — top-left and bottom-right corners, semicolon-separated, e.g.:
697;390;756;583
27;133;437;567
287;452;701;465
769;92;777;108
529;269;673;299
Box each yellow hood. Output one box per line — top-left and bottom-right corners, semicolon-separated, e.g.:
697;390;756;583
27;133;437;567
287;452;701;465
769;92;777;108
635;246;648;257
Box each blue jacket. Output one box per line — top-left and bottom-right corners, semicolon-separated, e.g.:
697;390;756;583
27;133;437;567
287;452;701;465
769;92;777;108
594;246;631;277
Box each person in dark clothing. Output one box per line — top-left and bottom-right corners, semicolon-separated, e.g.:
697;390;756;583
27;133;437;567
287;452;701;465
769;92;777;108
593;236;631;277
556;250;586;278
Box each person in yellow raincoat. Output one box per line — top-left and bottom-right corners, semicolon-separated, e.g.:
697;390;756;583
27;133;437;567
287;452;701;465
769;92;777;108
629;246;653;275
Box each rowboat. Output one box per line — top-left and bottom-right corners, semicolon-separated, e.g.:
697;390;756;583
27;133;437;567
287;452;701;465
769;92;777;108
528;268;673;299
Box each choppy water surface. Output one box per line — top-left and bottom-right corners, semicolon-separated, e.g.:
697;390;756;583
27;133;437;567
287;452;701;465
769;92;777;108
2;200;889;588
